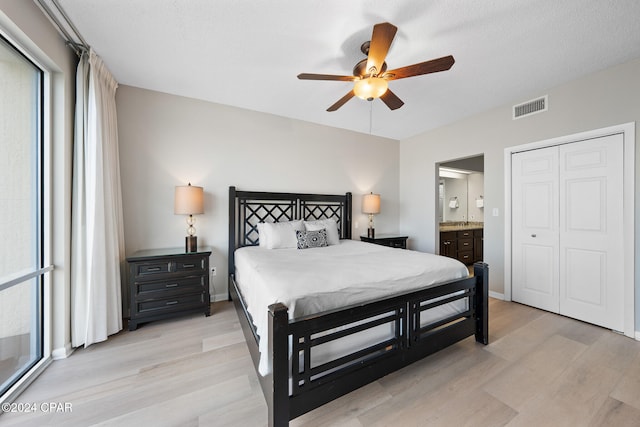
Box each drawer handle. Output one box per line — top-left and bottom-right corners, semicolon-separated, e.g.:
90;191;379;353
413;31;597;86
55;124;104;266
183;263;195;268
147;267;161;272
165;283;179;288
463;242;470;246
166;301;178;305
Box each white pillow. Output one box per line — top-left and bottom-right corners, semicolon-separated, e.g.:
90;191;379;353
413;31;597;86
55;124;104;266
304;218;340;245
263;220;304;249
257;223;267;247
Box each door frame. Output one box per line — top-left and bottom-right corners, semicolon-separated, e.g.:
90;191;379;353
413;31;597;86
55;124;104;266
435;154;485;257
504;122;635;338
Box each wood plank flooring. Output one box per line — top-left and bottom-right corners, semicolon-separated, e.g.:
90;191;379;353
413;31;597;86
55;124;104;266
2;299;640;426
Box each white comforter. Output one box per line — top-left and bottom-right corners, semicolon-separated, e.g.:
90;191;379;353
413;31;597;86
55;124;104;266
234;239;469;375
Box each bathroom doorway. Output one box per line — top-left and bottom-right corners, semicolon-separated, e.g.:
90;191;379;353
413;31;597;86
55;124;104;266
436;155;484;273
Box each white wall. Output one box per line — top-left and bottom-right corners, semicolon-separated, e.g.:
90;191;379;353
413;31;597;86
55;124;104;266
467;172;484;222
116;86;400;300
399;57;640;329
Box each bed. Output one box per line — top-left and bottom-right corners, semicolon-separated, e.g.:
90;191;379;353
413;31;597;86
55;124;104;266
228;186;488;426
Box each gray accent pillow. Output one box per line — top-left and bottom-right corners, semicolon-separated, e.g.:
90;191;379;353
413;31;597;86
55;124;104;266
296;228;328;249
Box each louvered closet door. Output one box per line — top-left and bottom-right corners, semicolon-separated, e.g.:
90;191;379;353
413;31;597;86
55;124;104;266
512;134;625;332
558;134;624;331
512;146;560;313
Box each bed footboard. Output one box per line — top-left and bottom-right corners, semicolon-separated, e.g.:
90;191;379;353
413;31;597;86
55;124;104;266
263;262;489;427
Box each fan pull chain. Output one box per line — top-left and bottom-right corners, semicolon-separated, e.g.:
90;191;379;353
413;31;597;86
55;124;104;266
369;101;373;134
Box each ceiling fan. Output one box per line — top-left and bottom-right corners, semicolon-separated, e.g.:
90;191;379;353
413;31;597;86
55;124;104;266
298;22;455;112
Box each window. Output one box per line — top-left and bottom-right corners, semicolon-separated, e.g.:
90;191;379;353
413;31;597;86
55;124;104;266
0;34;48;398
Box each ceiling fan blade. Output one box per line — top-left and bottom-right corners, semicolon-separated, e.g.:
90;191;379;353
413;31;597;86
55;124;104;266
327;90;355;112
298;73;356;81
380;89;404;110
384;55;455;80
365;22;397;76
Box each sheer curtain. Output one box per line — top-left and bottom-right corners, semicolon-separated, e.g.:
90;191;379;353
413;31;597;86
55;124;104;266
71;49;125;347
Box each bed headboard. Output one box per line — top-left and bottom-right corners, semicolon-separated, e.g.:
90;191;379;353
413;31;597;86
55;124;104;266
228;186;352;276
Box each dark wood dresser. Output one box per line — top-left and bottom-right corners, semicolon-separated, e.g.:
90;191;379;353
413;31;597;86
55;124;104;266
440;228;483;265
360;234;409;249
127;247;211;331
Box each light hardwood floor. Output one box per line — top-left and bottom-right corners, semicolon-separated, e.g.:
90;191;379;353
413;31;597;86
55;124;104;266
3;299;640;426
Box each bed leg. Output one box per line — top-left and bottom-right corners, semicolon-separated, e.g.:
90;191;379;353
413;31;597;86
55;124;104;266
268;303;289;427
473;262;489;345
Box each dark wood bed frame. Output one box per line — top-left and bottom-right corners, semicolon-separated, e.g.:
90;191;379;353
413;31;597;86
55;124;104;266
227;186;488;427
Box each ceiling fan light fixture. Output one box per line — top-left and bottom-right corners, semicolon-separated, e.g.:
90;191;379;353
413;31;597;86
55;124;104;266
353;77;388;100
299;22;453;111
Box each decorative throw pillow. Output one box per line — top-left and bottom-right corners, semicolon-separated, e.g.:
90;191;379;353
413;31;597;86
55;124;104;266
296;228;328;249
304;218;340;245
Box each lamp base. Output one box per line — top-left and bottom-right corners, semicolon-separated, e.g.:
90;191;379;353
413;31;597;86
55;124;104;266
185;236;198;253
367;227;375;239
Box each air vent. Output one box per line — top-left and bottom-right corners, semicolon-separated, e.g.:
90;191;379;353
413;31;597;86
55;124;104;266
513;95;548;120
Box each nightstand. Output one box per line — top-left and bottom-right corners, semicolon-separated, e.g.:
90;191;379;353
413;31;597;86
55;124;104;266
127;247;212;331
360;234;408;249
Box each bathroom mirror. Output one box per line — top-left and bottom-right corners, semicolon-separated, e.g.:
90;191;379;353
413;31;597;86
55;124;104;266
438;156;484;223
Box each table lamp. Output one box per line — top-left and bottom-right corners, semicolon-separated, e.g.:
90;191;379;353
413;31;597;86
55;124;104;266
174;183;204;252
362;192;381;238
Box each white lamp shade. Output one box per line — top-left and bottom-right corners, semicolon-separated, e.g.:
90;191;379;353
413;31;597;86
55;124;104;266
174;184;204;215
362;193;381;214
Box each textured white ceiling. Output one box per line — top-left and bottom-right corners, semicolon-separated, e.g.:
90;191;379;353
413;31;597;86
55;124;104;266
56;0;640;140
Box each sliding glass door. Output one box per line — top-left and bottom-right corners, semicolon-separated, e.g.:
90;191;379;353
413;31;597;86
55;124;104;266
0;34;46;398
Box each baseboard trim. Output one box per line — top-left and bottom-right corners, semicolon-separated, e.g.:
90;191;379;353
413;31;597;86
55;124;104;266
211;292;227;303
635;331;640;341
52;342;74;360
489;291;505;300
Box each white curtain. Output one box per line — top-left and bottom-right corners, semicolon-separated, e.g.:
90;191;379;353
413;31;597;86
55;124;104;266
71;49;125;348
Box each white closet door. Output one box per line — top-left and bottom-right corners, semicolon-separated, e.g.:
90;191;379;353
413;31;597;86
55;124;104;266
511;146;559;313
511;134;625;332
559;134;624;331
